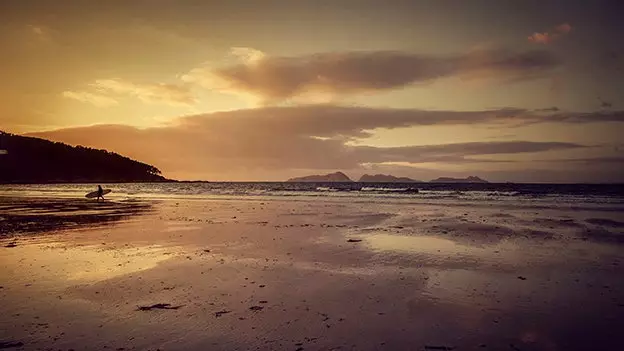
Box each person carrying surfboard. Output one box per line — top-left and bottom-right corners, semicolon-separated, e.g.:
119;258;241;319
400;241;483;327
85;186;111;200
96;185;105;201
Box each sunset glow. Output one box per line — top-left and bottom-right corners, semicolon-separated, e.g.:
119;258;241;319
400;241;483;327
2;0;622;181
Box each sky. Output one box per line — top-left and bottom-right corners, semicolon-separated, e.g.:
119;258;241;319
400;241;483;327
1;0;623;182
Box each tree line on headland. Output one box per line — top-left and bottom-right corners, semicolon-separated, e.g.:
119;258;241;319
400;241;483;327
0;131;169;183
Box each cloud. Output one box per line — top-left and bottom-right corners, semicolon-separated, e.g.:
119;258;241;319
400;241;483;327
92;79;196;106
598;98;613;109
60;48;562;108
28;25;45;36
62;91;119;107
528;32;553;45
542;157;624;164
63;79;196;107
528;23;572;44
349;141;585;166
539;110;624;123
27;24;50;37
184;49;561;103
555;23;572;34
229;47;266;64
535;107;560;112
27;104;619;181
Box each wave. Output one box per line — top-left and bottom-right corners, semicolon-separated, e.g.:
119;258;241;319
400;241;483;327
316;187;345;192
360;187;420;193
2;183;623;207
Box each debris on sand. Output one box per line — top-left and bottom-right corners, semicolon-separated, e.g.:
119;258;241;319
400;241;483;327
249;306;264;311
347;239;362;243
424;346;455;350
517;276;527;280
259;300;268;304
0;341;24;349
215;310;231;318
4;242;17;248
136;303;183;311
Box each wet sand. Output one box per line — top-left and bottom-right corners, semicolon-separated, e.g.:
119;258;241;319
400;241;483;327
1;197;623;350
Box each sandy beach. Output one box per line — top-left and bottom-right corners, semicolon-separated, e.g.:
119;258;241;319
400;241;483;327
1;195;623;351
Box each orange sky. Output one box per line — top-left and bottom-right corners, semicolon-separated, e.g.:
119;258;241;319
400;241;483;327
1;1;623;182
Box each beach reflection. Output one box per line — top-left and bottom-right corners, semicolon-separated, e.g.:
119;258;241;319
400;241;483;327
358;230;621;267
63;244;175;281
364;233;473;254
1;243;178;285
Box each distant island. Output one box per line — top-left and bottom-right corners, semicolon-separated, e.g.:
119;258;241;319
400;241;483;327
358;174;422;182
287;172;490;183
429;176;489;183
287;171;353;182
0;131;170;183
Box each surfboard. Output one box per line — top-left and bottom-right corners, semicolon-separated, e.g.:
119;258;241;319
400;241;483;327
85;189;112;198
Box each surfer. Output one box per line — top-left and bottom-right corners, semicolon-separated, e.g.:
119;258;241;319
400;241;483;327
85;186;110;200
96;185;105;201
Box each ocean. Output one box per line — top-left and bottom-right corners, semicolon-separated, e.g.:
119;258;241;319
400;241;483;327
2;182;623;208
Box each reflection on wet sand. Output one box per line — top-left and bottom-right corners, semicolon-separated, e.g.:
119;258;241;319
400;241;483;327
365;233;472;254
357;231;534;272
357;226;621;269
0;197;152;237
1;243;178;286
1;198;622;350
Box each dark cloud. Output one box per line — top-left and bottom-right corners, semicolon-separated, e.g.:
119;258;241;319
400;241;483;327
535;106;560;112
156;105;624;144
543;110;624;123
176;105;530;140
598;98;613;109
375;141;584;157
26;104;607;180
191;49;562;102
541;157;624;164
350;142;585;165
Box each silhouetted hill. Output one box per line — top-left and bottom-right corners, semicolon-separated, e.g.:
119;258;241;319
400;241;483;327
359;174;422;182
287;172;352;182
429;176;489;183
0;131;170;183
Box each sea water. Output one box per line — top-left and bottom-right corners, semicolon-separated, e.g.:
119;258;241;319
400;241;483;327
1;182;623;210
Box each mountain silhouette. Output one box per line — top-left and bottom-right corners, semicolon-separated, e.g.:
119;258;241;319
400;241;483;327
429;176;488;183
0;131;169;183
358;174;422;182
287;172;352;182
